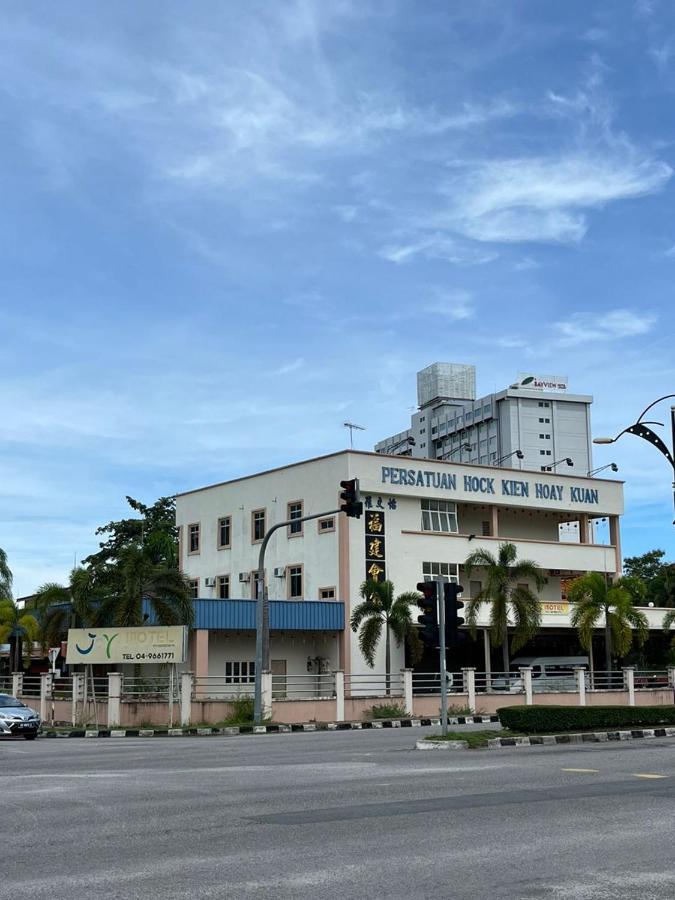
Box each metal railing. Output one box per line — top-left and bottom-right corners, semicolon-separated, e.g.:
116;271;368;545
122;676;175;701
587;671;625;691
0;676;13;694
344;672;404;697
51;677;74;700
272;673;336;700
192;676;255;700
19;676;42;697
634;670;670;690
412;672;464;695
475;671;525;695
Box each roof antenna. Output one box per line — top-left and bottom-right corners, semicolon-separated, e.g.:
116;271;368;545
343;421;366;449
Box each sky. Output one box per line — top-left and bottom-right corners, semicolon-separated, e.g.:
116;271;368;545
1;0;675;597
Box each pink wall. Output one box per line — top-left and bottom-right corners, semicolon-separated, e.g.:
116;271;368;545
271;699;336;723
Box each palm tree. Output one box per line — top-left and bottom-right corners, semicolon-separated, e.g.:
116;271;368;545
464;542;547;672
100;545;194;628
33;567;103;651
568;572;648;672
350;580;422;694
0;599;41;671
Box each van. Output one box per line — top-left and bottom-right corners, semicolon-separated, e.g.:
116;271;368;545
491;656;589;693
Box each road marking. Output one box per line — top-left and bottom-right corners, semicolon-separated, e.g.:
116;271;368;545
631;773;668;779
560;768;600;773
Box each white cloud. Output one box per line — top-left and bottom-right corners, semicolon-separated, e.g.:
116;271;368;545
443;154;672;244
422;289;475;321
274;357;305;375
555;309;657;346
378;233;497;265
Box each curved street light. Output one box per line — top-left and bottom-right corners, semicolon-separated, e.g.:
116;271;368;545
593;394;675;524
587;463;618;477
544;457;574;472
495;449;524;466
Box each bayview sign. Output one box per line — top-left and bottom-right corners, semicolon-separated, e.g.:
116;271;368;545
66;626;187;665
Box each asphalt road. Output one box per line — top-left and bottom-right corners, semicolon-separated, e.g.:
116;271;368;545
3;727;675;900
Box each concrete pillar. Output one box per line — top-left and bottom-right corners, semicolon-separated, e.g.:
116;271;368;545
578;514;589;544
72;672;85;726
483;629;492;679
462;667;476;714
609;515;622;577
668;666;675;689
575;667;587;706
334;671;345;722
12;672;23;698
624;667;635;707
180;672;194;727
40;673;53;722
193;630;209;698
490;505;499;537
401;668;413;717
108;673;122;727
520;667;533;705
261;670;272;720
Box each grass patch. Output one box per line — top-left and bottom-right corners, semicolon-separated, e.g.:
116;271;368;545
367;703;409;720
424;729;517;749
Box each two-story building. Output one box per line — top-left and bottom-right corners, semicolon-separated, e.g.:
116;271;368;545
176;450;627;683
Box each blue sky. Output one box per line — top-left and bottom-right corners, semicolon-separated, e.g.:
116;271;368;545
2;0;674;596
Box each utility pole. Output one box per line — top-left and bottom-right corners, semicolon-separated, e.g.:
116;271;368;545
437;576;448;737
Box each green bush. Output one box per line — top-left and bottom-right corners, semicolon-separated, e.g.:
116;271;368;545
498;705;675;733
222;696;255;725
368;703;409;720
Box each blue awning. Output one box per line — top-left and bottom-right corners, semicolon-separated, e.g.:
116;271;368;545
191;598;344;632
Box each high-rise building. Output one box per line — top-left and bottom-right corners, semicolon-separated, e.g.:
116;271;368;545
375;365;593;475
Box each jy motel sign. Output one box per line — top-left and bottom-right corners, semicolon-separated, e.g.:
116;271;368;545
66;626;187;665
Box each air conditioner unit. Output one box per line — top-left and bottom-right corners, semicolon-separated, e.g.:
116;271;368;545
204;577;216;587
239;572;250;583
274;567;286;578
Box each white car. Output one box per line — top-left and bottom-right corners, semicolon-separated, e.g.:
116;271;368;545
0;694;41;740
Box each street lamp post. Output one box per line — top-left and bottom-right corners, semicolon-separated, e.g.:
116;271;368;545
544;457;574;472
593;394;675;524
442;442;471;462
495;450;524;467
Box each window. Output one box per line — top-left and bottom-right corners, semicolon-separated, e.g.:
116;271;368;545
288;565;303;599
422;561;459;581
189;578;199;600
469;580;482;598
252;509;266;543
539;433;550;439
188;523;200;554
217;575;230;599
318;517;335;533
225;661;255;684
538;417;551;424
481;520;491;536
538;401;550;408
421;498;458;533
319;586;336;600
540;449;552;456
217;516;231;549
287;501;303;537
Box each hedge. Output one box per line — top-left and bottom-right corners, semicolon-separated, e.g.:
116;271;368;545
497;705;675;733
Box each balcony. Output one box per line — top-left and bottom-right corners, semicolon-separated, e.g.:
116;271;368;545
401;531;617;573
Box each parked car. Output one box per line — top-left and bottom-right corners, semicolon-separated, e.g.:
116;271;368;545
0;694;41;739
490;656;590;693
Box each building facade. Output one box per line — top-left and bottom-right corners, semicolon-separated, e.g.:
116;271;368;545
176;450;625;682
375;362;593;476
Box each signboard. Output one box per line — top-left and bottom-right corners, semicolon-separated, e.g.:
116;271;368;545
516;373;568;392
365;509;386;582
66;626;187;665
541;602;569;616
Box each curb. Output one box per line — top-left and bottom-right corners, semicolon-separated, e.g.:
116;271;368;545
38;714;499;739
488;726;675;748
416;739;469;751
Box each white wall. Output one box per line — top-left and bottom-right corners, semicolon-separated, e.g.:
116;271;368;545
207;632;340;676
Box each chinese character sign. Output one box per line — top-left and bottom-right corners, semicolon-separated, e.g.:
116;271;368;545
365;510;386;581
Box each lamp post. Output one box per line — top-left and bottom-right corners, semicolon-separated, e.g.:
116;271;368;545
587;463;618;478
593;394;675;524
378;435;416;456
544;457;574;472
495;450;524;467
442;442;471;462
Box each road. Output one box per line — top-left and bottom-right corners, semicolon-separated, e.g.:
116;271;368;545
2;727;675;899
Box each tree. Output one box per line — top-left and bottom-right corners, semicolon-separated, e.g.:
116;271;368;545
0;547;12;601
623;549;675;607
464;542;547;671
350;580;422;694
33;567;104;651
82;496;178;572
624;549;666;584
568;572;648;671
0;599;40;671
97;545;194;628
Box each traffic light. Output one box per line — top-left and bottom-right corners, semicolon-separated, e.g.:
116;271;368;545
339;478;363;518
444;582;465;649
416;581;439;649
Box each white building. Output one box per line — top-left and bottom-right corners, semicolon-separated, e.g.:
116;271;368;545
175;450;626;682
375;362;593;475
